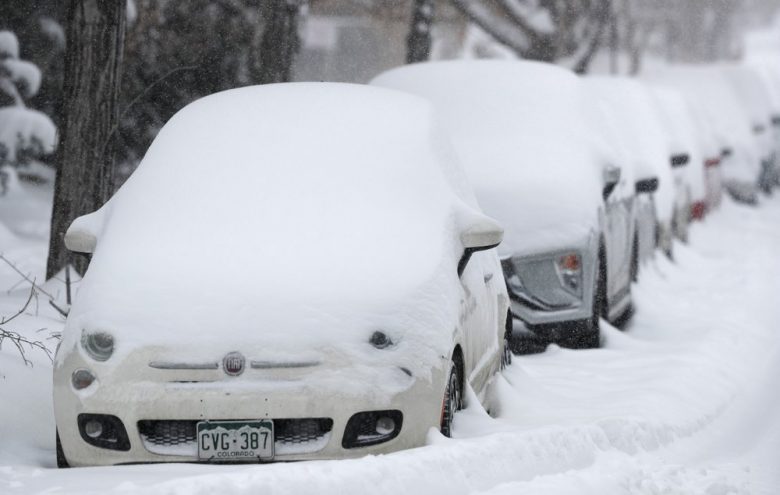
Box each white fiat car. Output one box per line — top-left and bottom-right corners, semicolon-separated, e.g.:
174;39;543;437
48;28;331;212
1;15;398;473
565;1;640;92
53;83;510;467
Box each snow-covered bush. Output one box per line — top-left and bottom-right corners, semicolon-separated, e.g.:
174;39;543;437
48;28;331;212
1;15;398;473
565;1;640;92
0;30;57;190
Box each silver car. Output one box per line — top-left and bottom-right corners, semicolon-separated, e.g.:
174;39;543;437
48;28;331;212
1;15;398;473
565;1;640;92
373;60;636;350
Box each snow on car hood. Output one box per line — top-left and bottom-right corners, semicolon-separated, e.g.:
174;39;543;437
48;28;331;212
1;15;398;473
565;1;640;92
62;83;477;381
372;60;602;256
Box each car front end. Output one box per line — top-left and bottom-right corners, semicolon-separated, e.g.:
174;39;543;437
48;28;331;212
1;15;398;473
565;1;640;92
54;338;447;466
500;232;599;345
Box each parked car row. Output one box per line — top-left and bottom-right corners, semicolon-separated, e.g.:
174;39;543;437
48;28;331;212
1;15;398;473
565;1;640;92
52;58;780;467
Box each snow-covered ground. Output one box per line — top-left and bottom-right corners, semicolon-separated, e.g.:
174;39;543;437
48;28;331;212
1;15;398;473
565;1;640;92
1;182;779;494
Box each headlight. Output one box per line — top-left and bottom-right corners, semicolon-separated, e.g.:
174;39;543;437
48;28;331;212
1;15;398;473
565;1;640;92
503;253;583;309
369;331;393;349
72;368;96;390
81;331;114;362
555;253;582;297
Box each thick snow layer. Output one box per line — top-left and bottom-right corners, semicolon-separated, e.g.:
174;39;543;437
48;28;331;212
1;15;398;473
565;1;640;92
649;87;707;202
2;184;780;493
0;107;57;162
644;66;759;184
60;83;486;387
748;59;780;112
372;60;604;255
0;30;19;59
717;64;775;160
38;18;65;50
582;77;675;223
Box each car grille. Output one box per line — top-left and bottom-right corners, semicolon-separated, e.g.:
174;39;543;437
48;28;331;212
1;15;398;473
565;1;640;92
137;418;333;457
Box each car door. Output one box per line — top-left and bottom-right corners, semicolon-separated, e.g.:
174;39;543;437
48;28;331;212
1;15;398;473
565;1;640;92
603;170;632;310
458;250;501;399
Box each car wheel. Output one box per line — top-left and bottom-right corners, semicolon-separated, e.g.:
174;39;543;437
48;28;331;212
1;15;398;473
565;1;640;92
56;430;69;468
501;310;513;369
440;359;462;437
582;252;606;348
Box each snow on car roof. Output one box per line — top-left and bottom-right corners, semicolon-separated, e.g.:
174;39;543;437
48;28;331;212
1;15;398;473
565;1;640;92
66;83;476;366
648;87;707;201
717;64;774;127
582;77;675;223
647;66;762;182
644;67;756;153
372;60;603;254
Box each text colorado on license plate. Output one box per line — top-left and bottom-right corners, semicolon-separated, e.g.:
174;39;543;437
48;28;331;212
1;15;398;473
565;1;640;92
197;420;274;461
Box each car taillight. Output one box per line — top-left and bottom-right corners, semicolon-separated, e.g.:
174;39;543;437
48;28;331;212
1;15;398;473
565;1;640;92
705;157;721;168
690;201;706;221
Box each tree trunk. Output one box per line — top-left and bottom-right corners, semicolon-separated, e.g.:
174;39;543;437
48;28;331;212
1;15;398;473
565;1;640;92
257;0;304;84
46;0;126;279
573;0;611;75
406;0;435;64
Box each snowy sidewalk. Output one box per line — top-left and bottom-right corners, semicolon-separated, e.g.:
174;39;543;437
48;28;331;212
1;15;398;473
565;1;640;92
1;196;779;494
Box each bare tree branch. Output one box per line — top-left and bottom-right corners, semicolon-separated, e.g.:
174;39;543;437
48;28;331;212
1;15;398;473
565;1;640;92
0;253;55;299
0;285;54;366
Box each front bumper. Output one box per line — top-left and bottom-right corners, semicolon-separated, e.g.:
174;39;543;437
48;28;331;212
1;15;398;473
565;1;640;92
54;348;446;466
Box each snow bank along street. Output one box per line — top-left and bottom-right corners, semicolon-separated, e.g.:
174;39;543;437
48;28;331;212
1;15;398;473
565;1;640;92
1;183;778;493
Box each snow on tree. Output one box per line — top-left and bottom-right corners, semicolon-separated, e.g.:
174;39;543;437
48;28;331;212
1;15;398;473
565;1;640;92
0;29;57;188
451;0;612;73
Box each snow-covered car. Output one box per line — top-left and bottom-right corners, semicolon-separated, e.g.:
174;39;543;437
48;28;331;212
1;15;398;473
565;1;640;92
584;77;676;258
582;79;655;276
748;58;780;188
643;69;726;214
372;61;635;350
651;66;760;205
53;83;511;467
649;87;707;241
718;64;777;194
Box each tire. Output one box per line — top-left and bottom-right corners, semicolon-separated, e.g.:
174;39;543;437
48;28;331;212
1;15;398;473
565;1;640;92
440;358;463;437
630;234;639;283
501;310;513;369
56;430;69;468
582;252;607;349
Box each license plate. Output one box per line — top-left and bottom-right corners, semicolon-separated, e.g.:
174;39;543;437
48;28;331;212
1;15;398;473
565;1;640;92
197;420;274;461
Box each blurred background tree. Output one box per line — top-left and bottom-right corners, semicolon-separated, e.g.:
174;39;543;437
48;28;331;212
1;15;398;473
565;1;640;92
1;0;778;279
4;0;772;185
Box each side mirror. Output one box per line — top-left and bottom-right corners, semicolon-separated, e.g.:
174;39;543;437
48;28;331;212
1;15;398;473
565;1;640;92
64;210;105;254
602;166;621;200
457;215;503;277
670;153;690;168
64;227;97;254
635;177;659;194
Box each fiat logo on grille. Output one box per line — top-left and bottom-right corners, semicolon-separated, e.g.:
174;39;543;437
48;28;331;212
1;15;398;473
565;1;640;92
222;352;245;376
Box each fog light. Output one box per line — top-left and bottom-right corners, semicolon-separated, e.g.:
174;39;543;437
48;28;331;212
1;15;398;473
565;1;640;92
84;420;103;438
77;414;131;451
342;410;403;448
376;416;395;435
72;369;96;390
